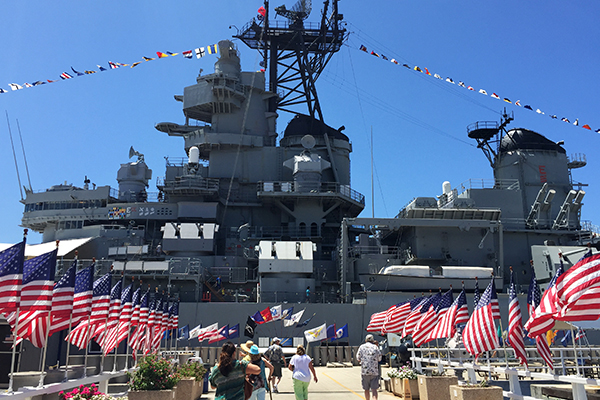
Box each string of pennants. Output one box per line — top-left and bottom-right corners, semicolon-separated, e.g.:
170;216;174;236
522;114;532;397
358;44;600;134
0;44;219;94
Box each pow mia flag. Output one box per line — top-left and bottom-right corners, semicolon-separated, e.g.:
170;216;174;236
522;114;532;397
244;316;257;338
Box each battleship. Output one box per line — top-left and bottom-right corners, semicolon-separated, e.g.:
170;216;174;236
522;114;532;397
2;0;600;388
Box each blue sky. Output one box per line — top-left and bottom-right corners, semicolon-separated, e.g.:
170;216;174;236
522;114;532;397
1;1;599;244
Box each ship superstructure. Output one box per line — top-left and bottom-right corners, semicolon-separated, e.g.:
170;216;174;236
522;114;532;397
18;2;599;305
20;0;365;304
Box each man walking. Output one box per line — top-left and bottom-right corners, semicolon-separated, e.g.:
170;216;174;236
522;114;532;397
265;337;287;393
356;334;382;400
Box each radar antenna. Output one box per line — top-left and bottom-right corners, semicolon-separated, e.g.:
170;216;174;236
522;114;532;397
234;0;345;122
467;109;513;168
129;146;145;163
275;0;312;22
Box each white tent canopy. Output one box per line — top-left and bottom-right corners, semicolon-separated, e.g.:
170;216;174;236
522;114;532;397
0;237;95;257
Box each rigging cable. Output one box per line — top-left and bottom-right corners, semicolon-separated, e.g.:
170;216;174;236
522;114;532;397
16;119;32;191
5;111;24;200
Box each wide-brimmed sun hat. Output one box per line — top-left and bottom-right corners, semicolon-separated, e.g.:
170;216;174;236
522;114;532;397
240;340;255;353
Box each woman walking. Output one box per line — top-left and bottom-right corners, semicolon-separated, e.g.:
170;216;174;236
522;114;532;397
209;342;261;400
288;345;317;400
246;344;274;400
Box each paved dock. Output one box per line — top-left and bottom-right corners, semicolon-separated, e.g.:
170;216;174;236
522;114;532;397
201;365;397;400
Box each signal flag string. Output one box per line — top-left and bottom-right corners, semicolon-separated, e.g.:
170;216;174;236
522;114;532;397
0;43;219;94
357;44;600;135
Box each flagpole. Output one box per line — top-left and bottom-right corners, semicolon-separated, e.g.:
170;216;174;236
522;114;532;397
8;231;27;393
82;314;93;378
37;314;52;387
62;254;79;382
63;316;75;381
569;325;581;376
8;307;22;393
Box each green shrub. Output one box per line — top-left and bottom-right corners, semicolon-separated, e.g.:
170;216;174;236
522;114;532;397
127;355;181;391
177;362;207;381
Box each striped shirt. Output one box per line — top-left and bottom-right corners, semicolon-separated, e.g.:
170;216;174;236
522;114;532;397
209;360;249;400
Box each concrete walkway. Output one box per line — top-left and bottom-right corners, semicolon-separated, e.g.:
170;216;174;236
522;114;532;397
201;365;397;400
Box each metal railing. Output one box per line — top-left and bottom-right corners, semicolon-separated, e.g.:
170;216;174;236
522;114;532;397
411;346;600;400
257;181;365;205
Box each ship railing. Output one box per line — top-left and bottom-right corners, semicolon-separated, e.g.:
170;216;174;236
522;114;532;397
348;245;400;257
257;181;365;205
259;290;340;304
457;178;520;194
157;176;220;191
164;157;209;167
411;345;600;399
582;220;600;234
226;225;324;240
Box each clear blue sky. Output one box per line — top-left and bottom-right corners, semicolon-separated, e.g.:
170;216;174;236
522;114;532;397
1;1;599;244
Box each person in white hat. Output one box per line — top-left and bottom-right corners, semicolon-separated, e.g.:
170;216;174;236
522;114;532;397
264;337;286;392
356;334;381;400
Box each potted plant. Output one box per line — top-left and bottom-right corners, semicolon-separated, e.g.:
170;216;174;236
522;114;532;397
175;362;207;400
418;370;458;400
388;365;421;399
449;380;503;400
127;355;181;400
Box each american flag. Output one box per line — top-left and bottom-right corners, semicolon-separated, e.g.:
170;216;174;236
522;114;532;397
491;279;501;320
365;310;387;333
0;240;26;315
402;296;430;337
130;287;141;327
383;297;424;334
8;249;57;342
113;283;133;351
473;278;480;307
508;270;527;366
198;322;219;342
20;248;56;313
524;259;564;338
412;292;445;346
71;265;94;326
143;295;159;354
169;301;179;330
26;259;77;347
51;260;76;320
454;288;469;325
524;267;553;369
130;290;149;351
429;289;459;340
65;272;111;349
150;299;170;350
554;251;600;321
462;280;499;358
96;278;123;353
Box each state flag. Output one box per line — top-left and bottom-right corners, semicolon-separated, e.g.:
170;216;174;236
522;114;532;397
284;309;304;327
332;324;348;341
304;323;327;343
326;324;336;340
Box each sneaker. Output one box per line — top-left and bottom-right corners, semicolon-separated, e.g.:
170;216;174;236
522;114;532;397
274;385;278;393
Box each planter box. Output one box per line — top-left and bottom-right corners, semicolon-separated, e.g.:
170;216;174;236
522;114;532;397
418;376;458;400
128;389;176;400
176;378;201;400
449;384;503;400
392;378;419;399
